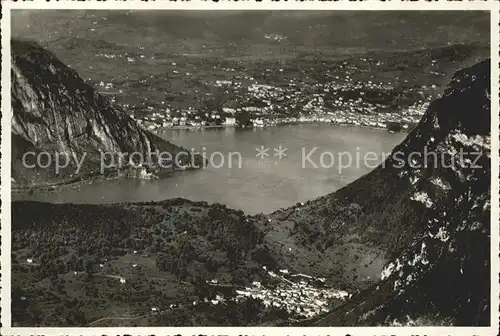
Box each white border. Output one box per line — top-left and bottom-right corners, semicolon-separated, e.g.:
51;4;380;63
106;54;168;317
1;3;13;331
489;7;499;335
1;2;499;335
3;1;498;10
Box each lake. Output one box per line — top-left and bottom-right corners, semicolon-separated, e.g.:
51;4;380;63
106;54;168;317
13;124;406;214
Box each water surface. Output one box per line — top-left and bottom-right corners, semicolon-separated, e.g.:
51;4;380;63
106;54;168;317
13;124;406;214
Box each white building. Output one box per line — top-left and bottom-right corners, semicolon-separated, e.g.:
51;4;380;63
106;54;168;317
224;117;236;126
253;119;264;127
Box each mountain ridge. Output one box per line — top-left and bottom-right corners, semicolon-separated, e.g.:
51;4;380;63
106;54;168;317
260;60;491;293
311;59;491;325
11;39;203;187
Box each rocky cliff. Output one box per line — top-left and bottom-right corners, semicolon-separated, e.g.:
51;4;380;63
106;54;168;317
311;59;491;326
11;39;201;186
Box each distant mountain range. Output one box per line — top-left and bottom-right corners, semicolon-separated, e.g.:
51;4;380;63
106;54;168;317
10;36;491;326
12;11;489;56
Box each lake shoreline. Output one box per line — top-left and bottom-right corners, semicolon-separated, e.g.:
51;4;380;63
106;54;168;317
155;120;411;134
11;167;197;194
12;124;407;213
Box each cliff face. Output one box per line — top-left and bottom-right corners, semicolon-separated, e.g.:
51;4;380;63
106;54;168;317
11;40;198;186
314;60;491;326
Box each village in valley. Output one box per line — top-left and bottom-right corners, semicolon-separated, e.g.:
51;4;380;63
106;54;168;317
206;266;350;320
89;48;470;134
125;68;433;133
20;255;351;322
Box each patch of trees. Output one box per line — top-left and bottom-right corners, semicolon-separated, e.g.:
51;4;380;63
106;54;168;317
154;298;290;326
386;121;404;132
235;110;253;128
156;238;197;283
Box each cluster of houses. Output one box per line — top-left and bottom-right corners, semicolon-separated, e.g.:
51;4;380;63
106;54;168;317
93;50;442;132
264;33;286;42
134;110;237;130
205;267;350;320
24;250;348;322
